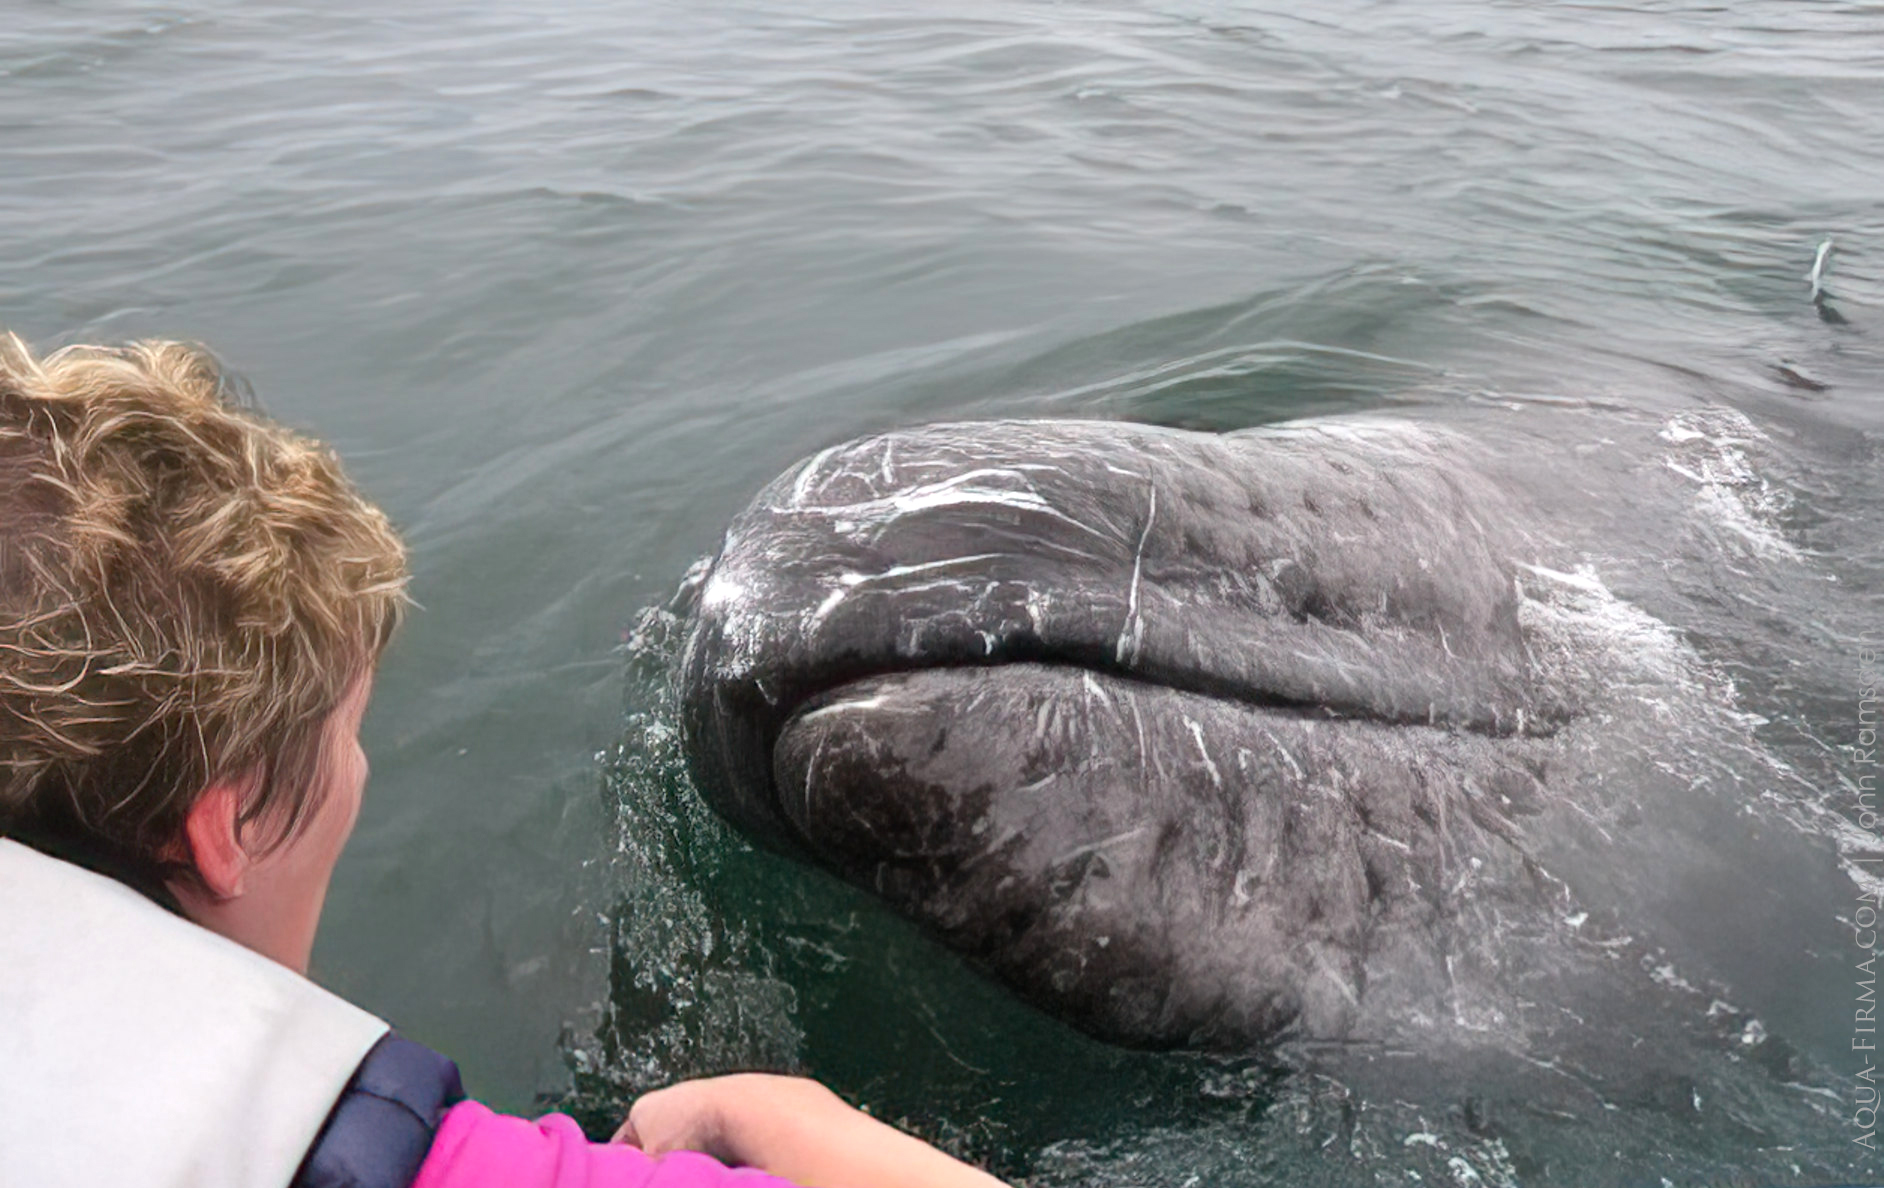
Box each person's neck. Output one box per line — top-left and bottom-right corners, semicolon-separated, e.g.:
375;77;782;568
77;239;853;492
170;877;324;974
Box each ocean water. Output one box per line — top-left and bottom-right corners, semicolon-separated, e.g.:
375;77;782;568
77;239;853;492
4;2;1882;1183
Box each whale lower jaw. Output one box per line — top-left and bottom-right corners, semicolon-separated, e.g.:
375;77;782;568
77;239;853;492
768;661;1549;1049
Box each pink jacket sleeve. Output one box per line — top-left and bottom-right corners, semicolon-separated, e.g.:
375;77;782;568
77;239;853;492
411;1101;799;1188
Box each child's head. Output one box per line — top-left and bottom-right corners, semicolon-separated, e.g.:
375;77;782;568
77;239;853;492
0;334;408;953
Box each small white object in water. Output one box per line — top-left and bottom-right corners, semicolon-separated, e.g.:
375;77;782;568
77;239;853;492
1807;237;1834;301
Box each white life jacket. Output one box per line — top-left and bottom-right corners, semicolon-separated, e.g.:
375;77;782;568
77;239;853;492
0;838;389;1188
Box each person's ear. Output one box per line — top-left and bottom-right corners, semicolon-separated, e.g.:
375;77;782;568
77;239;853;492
183;774;260;899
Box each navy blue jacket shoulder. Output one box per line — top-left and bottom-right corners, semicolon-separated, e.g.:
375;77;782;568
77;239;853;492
292;1033;466;1188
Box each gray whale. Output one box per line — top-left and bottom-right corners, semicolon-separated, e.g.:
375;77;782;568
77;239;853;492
678;411;1851;1053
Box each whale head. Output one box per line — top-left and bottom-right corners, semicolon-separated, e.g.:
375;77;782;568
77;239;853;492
676;417;1606;1048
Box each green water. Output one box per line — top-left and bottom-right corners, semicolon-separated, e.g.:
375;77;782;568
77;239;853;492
4;3;1882;1182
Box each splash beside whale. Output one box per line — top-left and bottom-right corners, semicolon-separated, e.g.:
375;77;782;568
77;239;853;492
677;411;1850;1053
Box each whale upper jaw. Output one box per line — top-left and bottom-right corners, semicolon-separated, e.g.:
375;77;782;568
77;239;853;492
679;417;1574;1046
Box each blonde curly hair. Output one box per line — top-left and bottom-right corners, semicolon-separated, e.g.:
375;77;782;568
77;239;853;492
0;333;409;893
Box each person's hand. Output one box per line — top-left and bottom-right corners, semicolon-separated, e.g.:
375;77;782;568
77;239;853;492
612;1073;847;1163
612;1073;1007;1188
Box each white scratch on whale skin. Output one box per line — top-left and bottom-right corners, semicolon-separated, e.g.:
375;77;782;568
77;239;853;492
1232;868;1257;906
838;554;1006;587
1127;689;1150;782
1259;727;1306;783
1184;717;1224;789
1513;560;1608;595
1025;588;1048;634
813;468;1114;541
794;693;893;723
802;554;1005;634
1311;949;1361;1008
1116;484;1157;665
788;446;841;506
807;587;848;632
1365;827;1412;853
1050;824;1149;869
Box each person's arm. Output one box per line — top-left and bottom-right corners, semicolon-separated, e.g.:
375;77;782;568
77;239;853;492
415;1100;792;1188
614;1073;1008;1188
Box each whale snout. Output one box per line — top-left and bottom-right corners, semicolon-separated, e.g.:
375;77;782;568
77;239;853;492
679;418;1571;1046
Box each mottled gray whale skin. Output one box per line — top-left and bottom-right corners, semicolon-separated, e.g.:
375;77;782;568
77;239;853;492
678;414;1840;1051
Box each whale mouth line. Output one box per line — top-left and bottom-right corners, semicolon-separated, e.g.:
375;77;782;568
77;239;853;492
779;659;1358;735
762;637;1541;749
